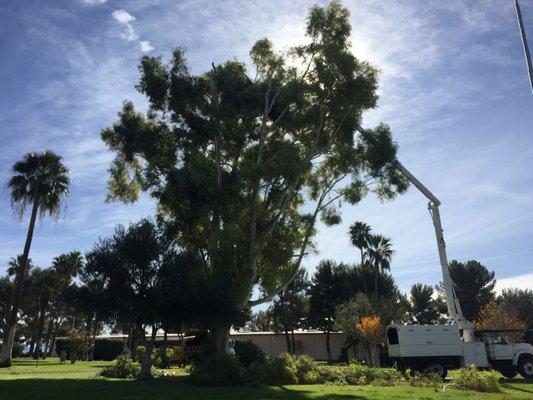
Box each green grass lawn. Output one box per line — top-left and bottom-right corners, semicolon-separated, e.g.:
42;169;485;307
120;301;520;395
0;358;531;400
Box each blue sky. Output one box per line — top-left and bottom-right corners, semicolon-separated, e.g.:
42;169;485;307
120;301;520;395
0;0;532;296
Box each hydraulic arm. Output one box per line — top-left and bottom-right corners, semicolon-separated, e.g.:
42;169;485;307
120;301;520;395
395;162;475;339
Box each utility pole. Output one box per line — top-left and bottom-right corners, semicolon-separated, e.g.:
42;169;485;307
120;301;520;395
515;0;533;93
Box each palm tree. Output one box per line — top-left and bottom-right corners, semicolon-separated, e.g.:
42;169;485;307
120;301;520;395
51;251;83;286
5;256;33;277
367;234;394;296
0;151;69;367
348;221;372;293
348;221;372;264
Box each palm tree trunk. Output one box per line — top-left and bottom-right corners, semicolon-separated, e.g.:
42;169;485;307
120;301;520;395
0;195;40;367
374;268;379;296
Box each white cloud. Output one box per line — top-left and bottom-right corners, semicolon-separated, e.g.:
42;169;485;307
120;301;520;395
112;9;135;24
140;41;154;52
495;273;533;294
112;9;138;42
82;0;107;4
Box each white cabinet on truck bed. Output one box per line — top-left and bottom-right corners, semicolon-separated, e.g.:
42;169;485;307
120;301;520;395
387;324;463;358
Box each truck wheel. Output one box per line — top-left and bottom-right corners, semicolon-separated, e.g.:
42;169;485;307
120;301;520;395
518;355;533;379
497;369;516;379
424;362;447;379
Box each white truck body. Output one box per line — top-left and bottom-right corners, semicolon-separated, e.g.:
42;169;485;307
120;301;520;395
387;324;489;368
387;324;463;358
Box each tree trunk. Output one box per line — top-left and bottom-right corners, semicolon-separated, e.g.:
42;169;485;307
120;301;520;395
374;268;379;296
361;263;368;296
291;330;296;355
284;330;292;353
212;323;230;354
129;326;138;361
88;319;97;361
138;328;156;380
325;331;332;362
160;329;168;368
48;318;60;357
33;302;47;359
0;195;40;367
368;343;379;367
43;315;54;358
28;309;40;355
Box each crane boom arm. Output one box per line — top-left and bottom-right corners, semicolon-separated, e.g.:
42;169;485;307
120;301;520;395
395;162;474;334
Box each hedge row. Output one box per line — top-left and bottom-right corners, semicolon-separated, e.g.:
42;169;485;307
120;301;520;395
55;338;125;361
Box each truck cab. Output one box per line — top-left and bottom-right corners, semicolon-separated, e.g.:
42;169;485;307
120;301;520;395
479;331;533;379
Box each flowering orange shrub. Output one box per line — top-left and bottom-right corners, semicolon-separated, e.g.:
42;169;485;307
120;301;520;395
356;315;384;344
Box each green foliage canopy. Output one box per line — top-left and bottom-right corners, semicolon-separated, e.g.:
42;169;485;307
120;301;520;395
101;1;407;335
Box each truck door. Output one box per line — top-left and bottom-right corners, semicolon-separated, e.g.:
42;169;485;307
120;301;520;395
489;336;514;361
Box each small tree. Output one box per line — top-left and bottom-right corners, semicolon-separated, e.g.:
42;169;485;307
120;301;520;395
68;329;92;364
476;301;526;340
407;283;441;325
334;293;373;359
246;310;272;332
269;271;309;353
308;260;351;361
356;315;384;367
498;289;533;329
445;260;496;322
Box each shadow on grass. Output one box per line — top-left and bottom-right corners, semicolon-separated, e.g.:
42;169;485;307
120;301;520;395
501;378;533;394
9;359;63;366
0;377;365;400
9;359;111;369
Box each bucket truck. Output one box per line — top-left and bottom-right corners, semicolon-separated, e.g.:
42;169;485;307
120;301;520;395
385;162;533;379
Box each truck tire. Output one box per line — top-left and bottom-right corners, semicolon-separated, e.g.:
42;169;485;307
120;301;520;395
424;362;447;379
517;355;533;379
497;369;516;379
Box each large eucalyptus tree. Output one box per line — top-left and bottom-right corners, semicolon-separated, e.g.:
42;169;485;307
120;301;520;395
0;151;70;367
101;1;407;352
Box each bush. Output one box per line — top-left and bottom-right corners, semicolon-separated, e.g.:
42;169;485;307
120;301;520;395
315;365;345;384
233;340;265;367
242;362;268;387
67;330;92;364
135;345;147;360
55;338;68;358
452;366;501;393
332;361;401;386
189;354;243;386
406;371;442;387
93;339;125;361
264;353;300;384
11;342;23;358
100;354;140;379
188;352;433;388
